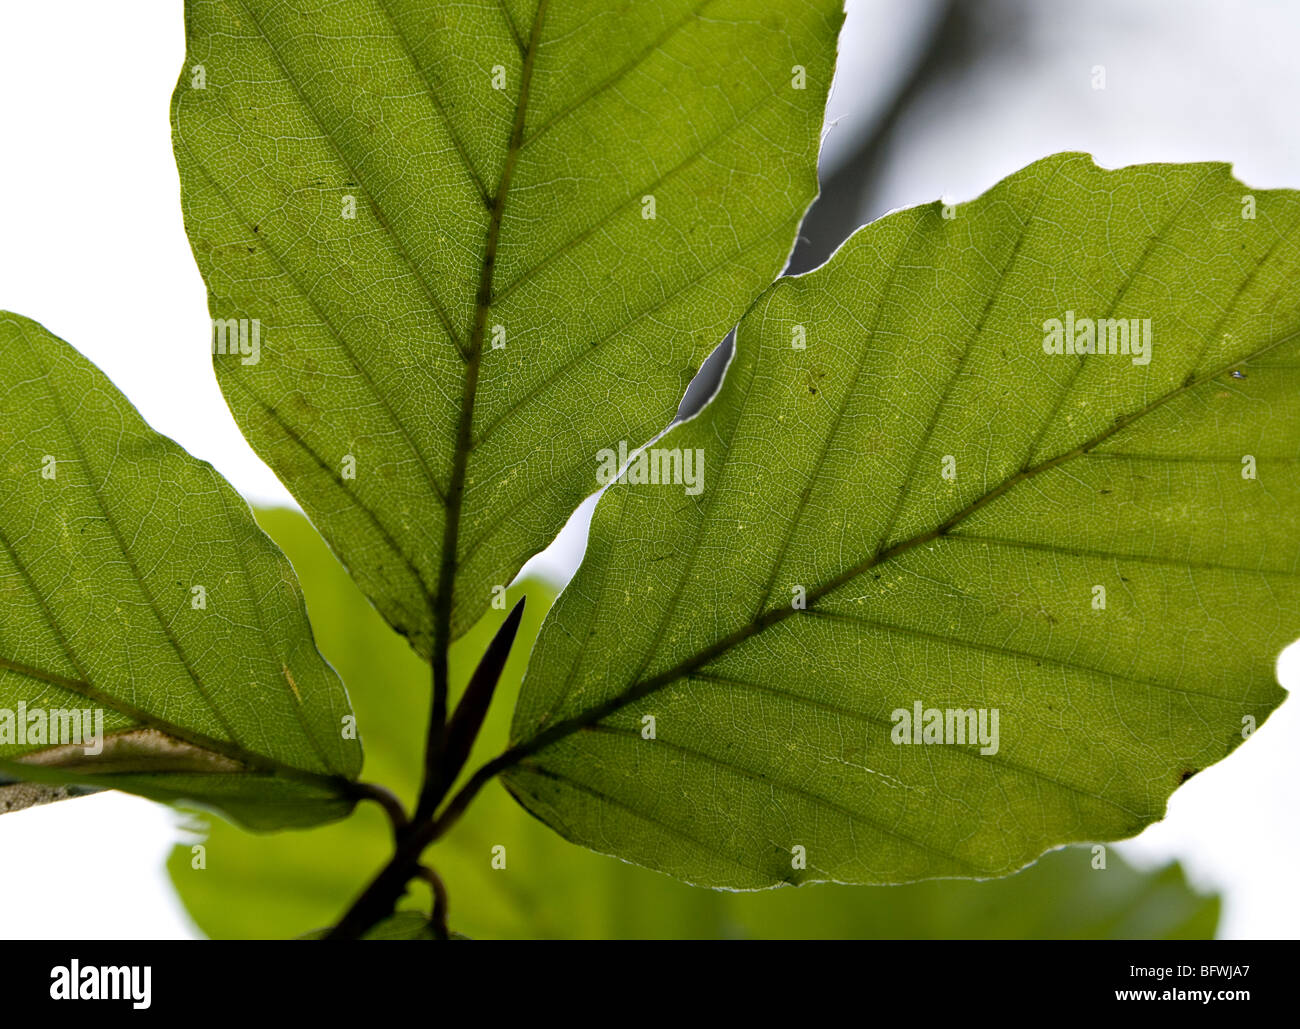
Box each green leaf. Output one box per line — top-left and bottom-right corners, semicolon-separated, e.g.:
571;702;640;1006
171;509;1218;940
171;0;843;656
506;153;1300;888
0;313;361;830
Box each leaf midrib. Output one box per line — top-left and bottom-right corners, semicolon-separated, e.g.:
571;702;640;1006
507;326;1299;763
433;0;549;679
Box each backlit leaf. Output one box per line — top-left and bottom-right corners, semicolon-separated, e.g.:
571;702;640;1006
507;154;1299;887
0;314;361;830
171;0;842;655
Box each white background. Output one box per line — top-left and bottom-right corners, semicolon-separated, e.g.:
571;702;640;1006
0;0;1296;939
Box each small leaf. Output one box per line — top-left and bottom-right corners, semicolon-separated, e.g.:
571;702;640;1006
0;313;361;830
437;595;526;803
507;154;1300;887
171;0;843;656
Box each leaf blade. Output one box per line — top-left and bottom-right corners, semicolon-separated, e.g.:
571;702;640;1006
507;154;1300;887
0;313;361;829
171;0;843;654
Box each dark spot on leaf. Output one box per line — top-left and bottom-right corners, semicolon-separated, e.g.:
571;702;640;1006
1179;767;1199;784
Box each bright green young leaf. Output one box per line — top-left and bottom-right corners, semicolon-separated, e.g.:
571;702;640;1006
171;509;1217;940
171;0;843;656
506;153;1300;888
0;314;361;830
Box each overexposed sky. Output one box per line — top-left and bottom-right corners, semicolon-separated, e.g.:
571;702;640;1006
0;0;1296;940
